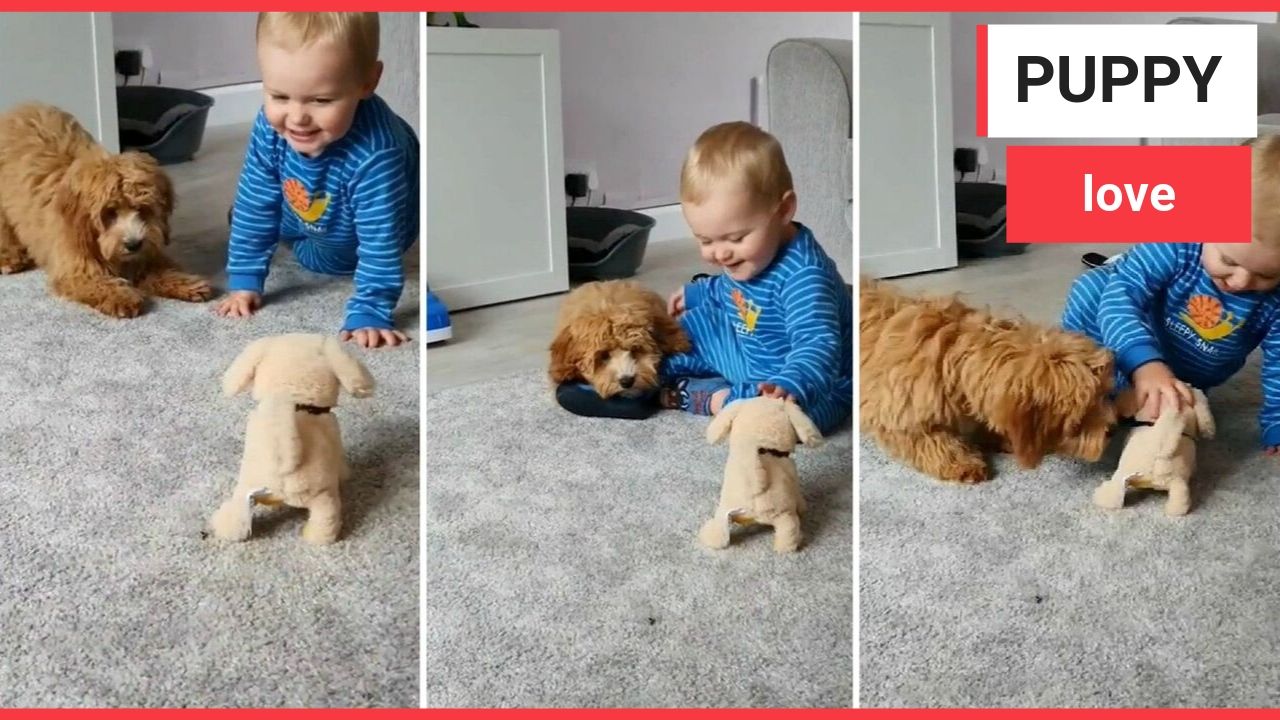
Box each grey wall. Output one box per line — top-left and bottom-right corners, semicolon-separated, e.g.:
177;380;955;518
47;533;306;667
112;12;258;89
112;12;419;133
951;11;1278;179
470;12;853;210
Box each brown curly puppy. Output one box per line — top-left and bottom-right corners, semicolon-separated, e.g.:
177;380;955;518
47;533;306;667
549;280;691;399
860;277;1116;484
0;103;212;317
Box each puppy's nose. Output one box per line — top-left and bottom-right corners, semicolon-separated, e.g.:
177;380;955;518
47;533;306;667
123;238;143;253
619;375;635;389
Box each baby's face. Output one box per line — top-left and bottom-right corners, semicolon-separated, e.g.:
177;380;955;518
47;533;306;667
258;38;377;157
682;184;795;282
1202;241;1280;294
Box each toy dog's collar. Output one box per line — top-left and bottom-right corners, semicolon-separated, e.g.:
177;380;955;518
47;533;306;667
1119;417;1193;439
296;404;332;415
758;447;791;458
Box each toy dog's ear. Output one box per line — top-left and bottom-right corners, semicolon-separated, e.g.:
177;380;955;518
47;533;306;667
323;336;374;398
706;400;744;445
548;326;578;383
1191;387;1215;439
784;399;824;448
222;337;272;396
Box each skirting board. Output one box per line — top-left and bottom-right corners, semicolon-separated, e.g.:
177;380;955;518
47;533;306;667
641;204;692;243
203;82;263;128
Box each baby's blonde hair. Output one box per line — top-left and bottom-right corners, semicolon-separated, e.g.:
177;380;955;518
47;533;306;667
680;121;793;210
1251;134;1280;249
257;12;380;79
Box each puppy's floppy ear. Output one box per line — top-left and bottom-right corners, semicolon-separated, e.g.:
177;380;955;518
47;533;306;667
652;311;691;355
56;157;112;256
324;336;374;398
996;392;1048;469
706;399;744;445
223;337;273;396
548;326;579;383
119;151;175;242
784;399;824;448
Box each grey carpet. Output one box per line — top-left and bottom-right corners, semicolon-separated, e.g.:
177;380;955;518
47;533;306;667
860;358;1280;708
424;371;853;708
0;228;420;707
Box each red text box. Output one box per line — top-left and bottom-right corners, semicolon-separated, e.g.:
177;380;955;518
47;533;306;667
1006;144;1250;243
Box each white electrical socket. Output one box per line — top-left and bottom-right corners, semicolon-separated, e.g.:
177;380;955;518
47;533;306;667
587;169;600;191
976;141;989;166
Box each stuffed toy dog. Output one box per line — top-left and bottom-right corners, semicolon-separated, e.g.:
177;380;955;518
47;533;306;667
209;334;373;545
1093;387;1214;516
698;396;824;553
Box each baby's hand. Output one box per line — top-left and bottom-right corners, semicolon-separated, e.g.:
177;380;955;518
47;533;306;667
1131;361;1193;418
667;288;686;318
341;327;411;349
758;382;791;401
213;291;261;318
1266;446;1280;457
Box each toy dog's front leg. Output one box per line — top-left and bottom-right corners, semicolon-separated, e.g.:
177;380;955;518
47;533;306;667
772;512;802;553
301;490;343;545
1165;478;1191;516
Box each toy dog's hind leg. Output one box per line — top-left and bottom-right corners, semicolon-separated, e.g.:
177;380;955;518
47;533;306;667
1093;471;1134;510
697;513;730;549
209;492;252;541
772;512;802;553
1165;477;1191;516
301;490;342;545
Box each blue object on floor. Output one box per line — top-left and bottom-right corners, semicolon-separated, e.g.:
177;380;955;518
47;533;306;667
426;289;452;344
555;382;659;420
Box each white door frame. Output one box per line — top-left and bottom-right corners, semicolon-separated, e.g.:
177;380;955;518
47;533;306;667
859;12;958;278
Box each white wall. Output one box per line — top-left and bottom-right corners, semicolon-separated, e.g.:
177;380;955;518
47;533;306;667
470;12;853;210
951;12;1277;180
0;13;118;149
112;12;420;133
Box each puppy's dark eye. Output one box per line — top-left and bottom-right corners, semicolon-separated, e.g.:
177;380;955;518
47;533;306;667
101;209;117;226
595;350;610;364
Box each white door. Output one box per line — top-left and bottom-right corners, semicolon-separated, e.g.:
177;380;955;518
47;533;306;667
859;12;957;278
0;13;119;150
426;28;569;311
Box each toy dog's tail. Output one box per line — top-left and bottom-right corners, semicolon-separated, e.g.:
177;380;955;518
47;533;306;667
260;393;303;475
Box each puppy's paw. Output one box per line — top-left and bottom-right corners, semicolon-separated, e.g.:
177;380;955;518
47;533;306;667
0;255;33;275
169;275;214;302
940;458;989;484
94;285;145;318
147;270;214;302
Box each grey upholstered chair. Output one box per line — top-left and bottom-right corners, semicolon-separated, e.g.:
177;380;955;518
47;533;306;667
767;37;853;282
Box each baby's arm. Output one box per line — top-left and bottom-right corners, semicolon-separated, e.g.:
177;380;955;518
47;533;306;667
219;112;284;315
1259;318;1280;451
1095;243;1188;376
342;148;412;347
763;266;843;408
